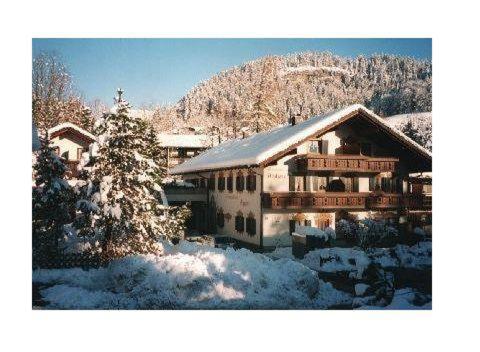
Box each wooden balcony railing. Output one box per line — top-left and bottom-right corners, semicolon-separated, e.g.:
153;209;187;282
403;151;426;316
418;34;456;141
262;192;431;211
297;154;398;173
367;193;402;209
405;194;432;210
262;192;370;210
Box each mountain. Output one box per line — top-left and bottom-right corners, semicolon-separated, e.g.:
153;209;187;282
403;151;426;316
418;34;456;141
149;52;432;139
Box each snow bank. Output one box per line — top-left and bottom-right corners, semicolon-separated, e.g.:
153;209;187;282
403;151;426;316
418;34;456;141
267;241;432;277
302;248;371;279
33;241;350;309
294;226;336;241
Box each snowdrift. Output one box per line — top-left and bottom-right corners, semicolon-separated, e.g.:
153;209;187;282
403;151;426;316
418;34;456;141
33;241;351;309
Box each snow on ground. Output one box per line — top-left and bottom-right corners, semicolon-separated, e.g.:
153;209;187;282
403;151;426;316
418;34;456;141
268;241;432;275
303;248;371;279
33;241;351;309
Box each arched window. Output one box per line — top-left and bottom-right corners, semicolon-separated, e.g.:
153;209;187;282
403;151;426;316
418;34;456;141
236;172;245;192
227;172;233;192
217;209;225;228
246;213;256;236
246;172;256;192
235;212;244;232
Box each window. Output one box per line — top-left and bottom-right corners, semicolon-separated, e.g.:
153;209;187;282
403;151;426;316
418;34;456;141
246;173;256;192
236;172;245;192
289;176;305;192
218;174;225;191
308;176;328;192
381;178;395;193
178;149;188;158
304;219;312;226
235;213;245;232
53;146;60;156
199;178;206;189
217;210;225;228
309;141;319;153
246;215;256;236
341;177;359;192
208;174;216;190
316;218;331;230
61;151;69;160
77;147;83;160
227;173;233;192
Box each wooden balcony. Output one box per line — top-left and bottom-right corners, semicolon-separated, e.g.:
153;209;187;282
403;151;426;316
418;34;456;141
262;192;431;211
405;194;432;210
367;193;402;209
262;192;370;210
297;154;398;174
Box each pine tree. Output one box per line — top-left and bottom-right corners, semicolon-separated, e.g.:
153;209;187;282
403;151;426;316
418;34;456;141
79;106;95;132
75;91;187;259
32;135;75;263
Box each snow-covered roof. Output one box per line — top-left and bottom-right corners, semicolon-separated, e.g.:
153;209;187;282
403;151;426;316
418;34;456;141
171;104;432;175
32;121;41;151
158;134;213;149
48;122;96;142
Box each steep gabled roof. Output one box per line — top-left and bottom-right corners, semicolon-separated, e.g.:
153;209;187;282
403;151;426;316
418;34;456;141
171;104;432;175
48;122;96;143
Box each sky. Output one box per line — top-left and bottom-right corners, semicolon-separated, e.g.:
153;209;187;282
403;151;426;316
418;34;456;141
32;38;432;107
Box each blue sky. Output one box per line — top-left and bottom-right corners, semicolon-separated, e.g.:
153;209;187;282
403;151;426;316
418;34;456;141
32;38;432;107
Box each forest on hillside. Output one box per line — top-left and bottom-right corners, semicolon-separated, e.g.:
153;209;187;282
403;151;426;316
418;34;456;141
148;52;432;138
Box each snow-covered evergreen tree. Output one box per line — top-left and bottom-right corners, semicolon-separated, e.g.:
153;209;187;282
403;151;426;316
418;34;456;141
75;91;187;259
32;136;75;262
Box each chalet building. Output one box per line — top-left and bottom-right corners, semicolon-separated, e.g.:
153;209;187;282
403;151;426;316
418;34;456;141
170;104;432;249
158;133;217;170
48;123;96;178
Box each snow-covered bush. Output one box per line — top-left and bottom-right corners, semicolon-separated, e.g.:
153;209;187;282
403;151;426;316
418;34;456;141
32;241;351;309
336;218;399;249
357;219;399;249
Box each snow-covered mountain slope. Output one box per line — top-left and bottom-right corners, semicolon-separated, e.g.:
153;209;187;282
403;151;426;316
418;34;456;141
384;112;432;129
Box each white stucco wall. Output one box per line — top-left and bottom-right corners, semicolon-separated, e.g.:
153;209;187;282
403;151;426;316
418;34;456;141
188;169;262;246
50;134;90;161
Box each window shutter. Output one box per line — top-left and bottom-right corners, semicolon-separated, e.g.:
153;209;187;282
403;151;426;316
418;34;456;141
218;176;225;191
321;140;329;154
247;217;256;236
236;174;244;192
227;174;233;192
209;175;216;190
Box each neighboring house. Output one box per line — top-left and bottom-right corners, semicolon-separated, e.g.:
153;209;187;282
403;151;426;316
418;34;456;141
48;122;96;178
170;104;432;249
158;133;217;170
